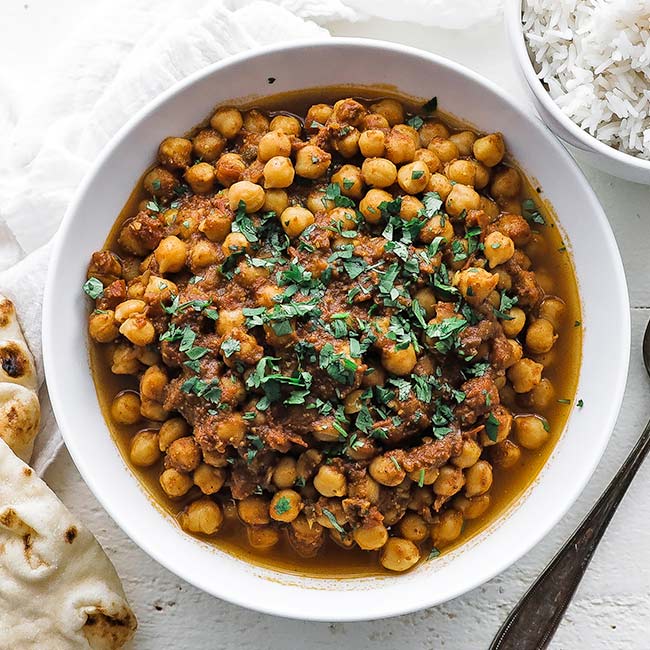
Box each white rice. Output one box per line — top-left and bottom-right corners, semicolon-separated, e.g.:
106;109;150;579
522;0;650;159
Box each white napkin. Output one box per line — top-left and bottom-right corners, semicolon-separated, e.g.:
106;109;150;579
0;0;503;475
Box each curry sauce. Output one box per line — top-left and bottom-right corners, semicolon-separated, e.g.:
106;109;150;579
87;87;581;577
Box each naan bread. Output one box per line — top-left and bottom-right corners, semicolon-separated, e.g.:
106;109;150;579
0;294;40;460
0;438;137;649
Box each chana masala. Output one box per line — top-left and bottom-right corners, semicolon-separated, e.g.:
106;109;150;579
85;90;581;575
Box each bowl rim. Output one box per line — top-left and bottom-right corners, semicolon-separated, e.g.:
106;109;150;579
42;36;631;621
505;0;650;172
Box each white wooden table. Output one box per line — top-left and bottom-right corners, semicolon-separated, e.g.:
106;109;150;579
8;3;650;648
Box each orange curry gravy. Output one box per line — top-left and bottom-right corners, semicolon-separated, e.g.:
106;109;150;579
89;86;581;577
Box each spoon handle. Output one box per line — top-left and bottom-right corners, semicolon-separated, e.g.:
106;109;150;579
490;417;650;650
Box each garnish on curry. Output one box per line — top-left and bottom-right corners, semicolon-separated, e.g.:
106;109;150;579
85;89;581;575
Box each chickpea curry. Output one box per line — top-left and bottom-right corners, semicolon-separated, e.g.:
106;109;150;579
85;89;581;575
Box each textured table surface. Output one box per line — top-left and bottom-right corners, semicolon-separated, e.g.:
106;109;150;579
6;2;650;648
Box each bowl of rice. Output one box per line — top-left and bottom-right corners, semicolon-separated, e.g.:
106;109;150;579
506;0;650;184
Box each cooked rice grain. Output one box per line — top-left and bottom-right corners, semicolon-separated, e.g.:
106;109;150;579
523;0;650;159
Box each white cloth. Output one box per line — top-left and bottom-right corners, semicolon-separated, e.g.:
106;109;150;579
0;0;503;474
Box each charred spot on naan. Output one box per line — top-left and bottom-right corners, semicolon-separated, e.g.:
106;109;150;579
0;507;48;569
64;526;78;544
0;341;29;379
82;607;138;649
0;298;15;329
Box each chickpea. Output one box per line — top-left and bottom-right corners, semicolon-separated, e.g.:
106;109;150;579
221;232;250;256
110;391;141;425
482;406;514;446
420;212;454;243
397;161;430;194
529;378;555;410
214;152;245;187
184;162;215;194
445;183;480;218
143;166;177;200
269;114;301;136
262;188;289;215
456;267;499;305
89;310;118;343
501;306;526;338
419;120;449;146
384;128;416;164
328;207;357;231
144;275;177;305
335;128;360;158
193;463;226;495
256;283;282;308
167;436;200;472
238;496;270;525
247;525;280;550
449;130;477;157
508;358;544;393
331;164;364;200
473;133;505;167
361;157;397;188
359;188;393;224
489;439;522;469
369;455;406;487
273;456;298;489
398;512;429;543
154;236;187;274
526;318;557;354
491;167;522;200
452;439;482;469
159;468;193;498
515;415;550;450
464;460;493;497
484;231;515;268
539;297;566;330
210;107;243;139
242;109;269;134
342;389;364;415
453;494;491;520
305;103;332;127
228;180;265;213
359;129;386;158
216;308;245;335
158;137;192;170
431;509;463;547
279;206;314;238
525;232;547;260
362;365;386;388
370;98;404;125
433;464;465;497
111;343;141;375
119;315;155;346
158;417;190;451
179;498;223;535
261;156;294;189
480;196;500;220
215;413;246;446
400;195;424;221
427;172;453;200
381;343;417;376
139;366;167;403
130;430;161;467
353;522;389;550
380;537;420;572
257;131;291;162
191;128;226;163
294;145;331;179
414;148;441;173
446;159;476;186
362;113;390;130
428;137;459;163
472;162;490;190
407;466;439;486
270;489;303;522
313;465;347;497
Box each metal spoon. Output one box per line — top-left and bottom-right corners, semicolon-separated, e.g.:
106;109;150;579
489;319;648;650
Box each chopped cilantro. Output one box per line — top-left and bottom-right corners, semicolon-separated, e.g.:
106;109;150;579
83;277;104;299
273;496;291;515
221;338;241;358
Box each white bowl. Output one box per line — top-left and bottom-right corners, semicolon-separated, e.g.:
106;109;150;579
505;0;650;185
42;38;630;621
